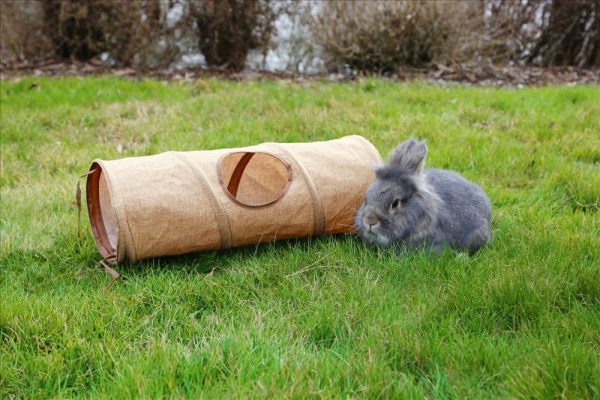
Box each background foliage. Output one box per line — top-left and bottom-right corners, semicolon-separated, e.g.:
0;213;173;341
1;0;599;71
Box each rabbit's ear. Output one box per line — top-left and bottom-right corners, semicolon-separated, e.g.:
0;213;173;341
388;138;427;174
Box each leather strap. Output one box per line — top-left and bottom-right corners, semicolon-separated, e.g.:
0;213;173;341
227;152;254;197
99;255;122;289
178;153;233;250
271;145;325;235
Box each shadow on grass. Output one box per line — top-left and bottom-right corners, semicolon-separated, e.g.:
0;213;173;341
86;234;360;279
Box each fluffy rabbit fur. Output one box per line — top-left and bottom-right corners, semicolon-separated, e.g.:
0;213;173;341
355;139;491;253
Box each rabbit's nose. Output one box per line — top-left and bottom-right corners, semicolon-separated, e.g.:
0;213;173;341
363;216;380;230
368;222;380;231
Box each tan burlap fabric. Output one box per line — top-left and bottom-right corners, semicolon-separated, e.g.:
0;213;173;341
86;135;382;263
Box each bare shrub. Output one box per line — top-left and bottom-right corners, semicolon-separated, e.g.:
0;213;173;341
99;1;185;69
310;1;477;73
309;1;548;73
1;0;185;69
0;1;52;67
43;0;186;68
190;0;279;71
464;1;543;64
528;0;599;67
467;0;599;67
310;0;599;73
3;0;598;72
40;0;111;61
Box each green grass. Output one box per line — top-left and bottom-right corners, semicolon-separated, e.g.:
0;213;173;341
1;76;599;399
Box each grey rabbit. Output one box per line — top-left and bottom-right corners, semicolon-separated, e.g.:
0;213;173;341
355;138;491;253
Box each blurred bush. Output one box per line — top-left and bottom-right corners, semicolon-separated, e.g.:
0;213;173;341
1;0;186;69
190;0;279;71
1;0;598;71
41;0;111;61
41;0;182;68
527;0;599;67
1;1;52;66
309;0;600;73
310;1;467;73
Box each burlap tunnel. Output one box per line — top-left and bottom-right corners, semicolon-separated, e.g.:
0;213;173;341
86;135;382;263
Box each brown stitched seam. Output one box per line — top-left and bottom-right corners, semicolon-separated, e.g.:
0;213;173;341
270;144;325;236
178;153;233;250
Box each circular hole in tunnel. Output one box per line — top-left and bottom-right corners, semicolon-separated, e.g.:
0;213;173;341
218;152;292;207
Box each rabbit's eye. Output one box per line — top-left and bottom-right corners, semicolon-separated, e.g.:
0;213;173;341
391;199;400;209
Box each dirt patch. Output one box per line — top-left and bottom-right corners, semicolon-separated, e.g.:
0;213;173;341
424;63;600;86
1;60;599;86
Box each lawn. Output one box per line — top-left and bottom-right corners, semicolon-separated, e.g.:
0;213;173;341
1;76;599;399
